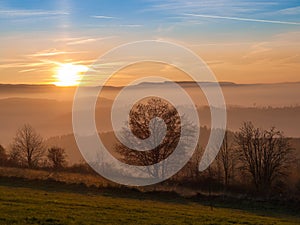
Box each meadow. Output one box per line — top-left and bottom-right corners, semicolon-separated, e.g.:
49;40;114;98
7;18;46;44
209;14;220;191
0;175;299;225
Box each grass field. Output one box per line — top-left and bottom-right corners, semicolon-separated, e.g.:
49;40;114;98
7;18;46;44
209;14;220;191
0;177;299;225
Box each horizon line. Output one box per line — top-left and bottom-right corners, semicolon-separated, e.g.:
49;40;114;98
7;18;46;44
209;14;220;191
1;80;300;87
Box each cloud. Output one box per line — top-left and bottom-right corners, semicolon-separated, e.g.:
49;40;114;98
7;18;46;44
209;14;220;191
91;15;116;19
82;24;143;29
146;0;300;26
241;31;300;64
53;37;84;42
276;6;300;15
18;68;38;73
54;35;117;45
183;13;300;25
67;36;116;45
67;38;98;45
145;0;278;14
0;61;50;69
71;59;96;65
244;42;272;57
189;42;254;47
119;24;143;28
28;49;84;57
0;9;69;17
0;43;96;74
0;57;95;74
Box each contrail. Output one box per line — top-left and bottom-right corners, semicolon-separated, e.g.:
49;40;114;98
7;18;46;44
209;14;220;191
184;13;300;25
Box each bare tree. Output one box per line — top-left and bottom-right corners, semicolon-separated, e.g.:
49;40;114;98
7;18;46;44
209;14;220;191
47;147;67;170
10;124;45;168
217;131;236;189
236;122;293;194
180;144;203;181
0;145;7;166
116;97;196;179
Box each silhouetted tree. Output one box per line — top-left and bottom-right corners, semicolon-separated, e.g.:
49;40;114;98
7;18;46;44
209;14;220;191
116;97;196;179
180;144;203;181
217;131;236;189
236;122;293;194
47;147;67;170
0;145;7;166
10;124;45;168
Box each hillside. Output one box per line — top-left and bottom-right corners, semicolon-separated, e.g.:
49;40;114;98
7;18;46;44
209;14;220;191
0;176;299;225
1;97;300;147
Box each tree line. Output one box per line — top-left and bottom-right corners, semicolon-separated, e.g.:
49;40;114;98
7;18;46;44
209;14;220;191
0;98;299;198
116;98;299;197
0;124;67;170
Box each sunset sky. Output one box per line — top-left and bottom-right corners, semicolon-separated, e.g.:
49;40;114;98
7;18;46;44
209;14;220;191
0;0;300;86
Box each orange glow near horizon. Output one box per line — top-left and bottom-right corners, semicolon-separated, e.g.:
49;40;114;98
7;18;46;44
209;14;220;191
53;63;88;86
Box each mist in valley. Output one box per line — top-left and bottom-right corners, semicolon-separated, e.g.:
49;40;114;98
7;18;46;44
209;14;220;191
1;81;300;164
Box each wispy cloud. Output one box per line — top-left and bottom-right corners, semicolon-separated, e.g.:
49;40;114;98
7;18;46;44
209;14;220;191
67;38;98;45
53;37;84;42
91;15;116;19
18;68;38;73
28;49;83;57
145;0;278;14
184;13;300;25
119;24;143;28
0;57;95;74
242;31;300;63
276;6;300;15
0;61;50;69
146;0;300;27
189;42;255;47
67;36;116;45
0;9;69;17
244;42;272;57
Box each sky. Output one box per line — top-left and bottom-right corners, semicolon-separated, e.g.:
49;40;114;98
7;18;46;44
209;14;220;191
0;0;300;85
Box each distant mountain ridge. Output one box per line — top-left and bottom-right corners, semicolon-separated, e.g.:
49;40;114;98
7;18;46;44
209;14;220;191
1;81;300;89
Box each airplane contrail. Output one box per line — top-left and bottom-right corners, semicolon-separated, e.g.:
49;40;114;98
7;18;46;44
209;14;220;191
184;13;300;25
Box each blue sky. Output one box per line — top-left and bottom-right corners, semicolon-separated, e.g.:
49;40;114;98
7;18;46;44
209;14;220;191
1;0;299;35
0;0;300;84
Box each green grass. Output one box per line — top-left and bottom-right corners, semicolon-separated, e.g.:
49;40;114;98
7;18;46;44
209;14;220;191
0;178;299;224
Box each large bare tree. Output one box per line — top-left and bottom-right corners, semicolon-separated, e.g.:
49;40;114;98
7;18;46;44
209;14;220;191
116;97;196;179
236;122;293;193
10;124;45;168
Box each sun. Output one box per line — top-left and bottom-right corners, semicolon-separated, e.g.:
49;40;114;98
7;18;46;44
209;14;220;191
54;63;88;86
